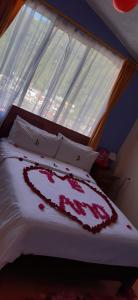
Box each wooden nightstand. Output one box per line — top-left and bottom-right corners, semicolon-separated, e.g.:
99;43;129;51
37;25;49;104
91;164;120;198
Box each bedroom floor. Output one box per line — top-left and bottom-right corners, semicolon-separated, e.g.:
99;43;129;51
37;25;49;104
0;257;137;300
0;275;138;300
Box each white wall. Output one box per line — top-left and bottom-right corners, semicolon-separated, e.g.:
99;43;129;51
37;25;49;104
114;119;138;228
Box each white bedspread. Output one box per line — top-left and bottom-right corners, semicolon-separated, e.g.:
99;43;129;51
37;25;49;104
0;139;138;270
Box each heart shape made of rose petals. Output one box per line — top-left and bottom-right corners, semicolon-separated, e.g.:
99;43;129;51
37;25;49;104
23;165;117;234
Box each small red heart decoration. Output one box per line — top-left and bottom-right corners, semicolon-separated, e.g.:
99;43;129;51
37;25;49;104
113;0;138;12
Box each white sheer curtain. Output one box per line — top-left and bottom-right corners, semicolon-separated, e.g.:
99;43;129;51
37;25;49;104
0;1;124;136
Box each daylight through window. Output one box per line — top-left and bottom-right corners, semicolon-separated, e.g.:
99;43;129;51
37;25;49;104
0;2;124;136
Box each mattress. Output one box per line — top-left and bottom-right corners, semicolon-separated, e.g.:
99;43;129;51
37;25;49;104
0;138;138;270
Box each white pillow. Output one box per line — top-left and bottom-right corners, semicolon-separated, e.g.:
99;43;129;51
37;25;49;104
8;116;62;158
56;134;98;172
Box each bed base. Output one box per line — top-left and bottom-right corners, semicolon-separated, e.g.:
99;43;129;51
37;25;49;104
1;255;138;295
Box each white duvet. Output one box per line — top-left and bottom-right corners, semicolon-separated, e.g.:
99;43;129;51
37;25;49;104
0;139;138;270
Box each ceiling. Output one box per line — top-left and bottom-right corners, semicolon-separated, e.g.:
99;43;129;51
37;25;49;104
86;0;138;62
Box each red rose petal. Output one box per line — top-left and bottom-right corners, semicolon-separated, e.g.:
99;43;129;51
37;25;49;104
38;203;45;211
18;157;23;161
127;224;132;230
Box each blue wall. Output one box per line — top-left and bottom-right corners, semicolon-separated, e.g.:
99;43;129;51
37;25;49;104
47;0;138;152
99;71;138;152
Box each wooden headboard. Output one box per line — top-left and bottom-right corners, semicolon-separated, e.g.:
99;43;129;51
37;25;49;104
0;105;90;146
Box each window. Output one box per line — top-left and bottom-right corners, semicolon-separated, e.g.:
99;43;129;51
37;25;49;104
0;1;124;136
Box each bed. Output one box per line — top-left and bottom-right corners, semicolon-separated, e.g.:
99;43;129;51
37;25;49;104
0;105;138;294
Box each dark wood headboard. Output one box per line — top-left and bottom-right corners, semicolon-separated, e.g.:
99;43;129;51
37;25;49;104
0;105;90;146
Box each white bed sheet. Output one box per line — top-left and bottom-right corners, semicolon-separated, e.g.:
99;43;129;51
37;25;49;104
0;139;138;270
